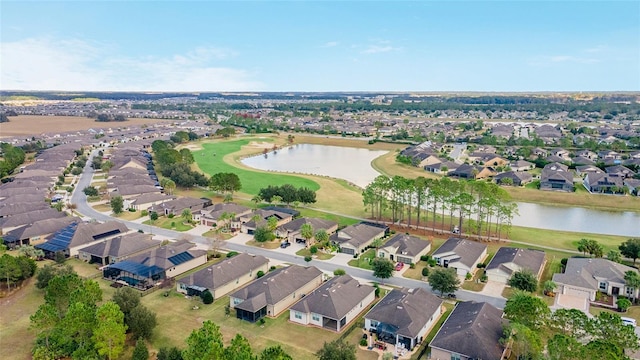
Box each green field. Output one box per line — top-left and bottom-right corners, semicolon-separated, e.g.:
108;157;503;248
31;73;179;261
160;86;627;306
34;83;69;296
193;140;319;195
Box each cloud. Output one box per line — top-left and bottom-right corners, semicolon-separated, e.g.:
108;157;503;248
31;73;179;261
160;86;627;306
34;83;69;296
0;37;264;91
361;45;396;54
321;41;339;48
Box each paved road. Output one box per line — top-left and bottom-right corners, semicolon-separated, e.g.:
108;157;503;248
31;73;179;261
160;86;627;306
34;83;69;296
72;150;506;308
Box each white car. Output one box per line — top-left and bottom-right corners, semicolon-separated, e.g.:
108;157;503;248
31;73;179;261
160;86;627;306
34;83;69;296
621;316;637;327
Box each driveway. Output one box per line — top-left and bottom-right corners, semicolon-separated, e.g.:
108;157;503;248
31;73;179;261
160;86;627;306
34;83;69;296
480;280;506;298
552;293;589;313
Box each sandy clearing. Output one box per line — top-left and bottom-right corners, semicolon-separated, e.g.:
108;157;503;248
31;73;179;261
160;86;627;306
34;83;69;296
0;115;174;138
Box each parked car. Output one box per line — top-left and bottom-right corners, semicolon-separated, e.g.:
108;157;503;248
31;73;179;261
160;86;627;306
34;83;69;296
280;242;291;249
395;262;404;271
622;317;637;327
447;293;457;299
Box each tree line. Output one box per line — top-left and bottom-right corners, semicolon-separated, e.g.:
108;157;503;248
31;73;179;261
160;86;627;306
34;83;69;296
257;184;317;205
0;143;26;178
363;175;517;240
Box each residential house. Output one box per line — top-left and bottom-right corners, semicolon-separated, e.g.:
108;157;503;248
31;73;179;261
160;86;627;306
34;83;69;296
431;238;487;277
583;172;624;194
2;217;79;249
78;233;161;265
364;288;444;351
450;164;496;180
230;265;324;322
429;301;508;360
124;193;177;212
576;149;598;161
148;197;210;216
378;233;430;264
276;217;338;245
330;222;388;255
605;165;636;179
469;153;509;168
104;240;207;290
575;165;603;177
240;208;295;234
177;253;269;299
0;208;66;234
571;156;596;166
289;275;375;332
424;161;459;175
195;203;252;228
494;171;533;186
550;148;571;161
36;220;129;258
485;248;546;284
531;147;548;158
540;162;574;192
552;258;639;307
598;150;621;161
624;178;640;196
509;160;534;172
0;202;50;218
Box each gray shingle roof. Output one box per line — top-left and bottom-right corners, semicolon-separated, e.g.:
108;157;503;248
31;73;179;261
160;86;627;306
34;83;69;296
430;301;506;360
485;247;546;277
331;223;387;249
382;234;430;258
180;253;269;291
78;233;161;259
126;240;206;272
231;265;323;312
432;238;487;268
3;217;79;243
0;208;66;229
278;217;337;233
289;275;374;320
365;288;442;338
552;258;638;290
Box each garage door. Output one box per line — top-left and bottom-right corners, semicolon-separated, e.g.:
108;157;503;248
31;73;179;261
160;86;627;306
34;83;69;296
341;247;355;255
563;286;591;300
398;256;412;264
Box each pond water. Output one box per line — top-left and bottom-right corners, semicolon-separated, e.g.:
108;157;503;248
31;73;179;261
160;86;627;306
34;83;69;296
241;144;640;237
241;143;388;189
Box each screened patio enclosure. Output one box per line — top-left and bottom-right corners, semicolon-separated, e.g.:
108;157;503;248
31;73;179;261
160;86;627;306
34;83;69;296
103;260;165;290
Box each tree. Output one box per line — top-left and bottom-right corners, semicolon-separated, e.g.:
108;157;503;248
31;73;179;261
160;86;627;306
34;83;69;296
259;345;292;360
112;286;141;317
209;172;242;194
150;211;159;222
83;186;99;197
254;226;275;243
508;270;538;292
266;216;278;232
128;305;157;340
160;178;176;195
315;339;357;360
607;249;623;263
624;270;640;304
100;160;113;173
547;334;583;360
157;347;184;360
182;320;223;360
35;264;75;289
543;280;557;296
132;338;149;360
201;290;214;304
619;238;640;264
502;322;543;360
429;268;460;296
223;334;256;360
93;301;127;360
371;257;394;282
590;312;639;352
251;195;262;209
548;308;591;339
110;195;124;215
300;223;314;247
181;209;193;224
315;229;329;248
503;291;550;330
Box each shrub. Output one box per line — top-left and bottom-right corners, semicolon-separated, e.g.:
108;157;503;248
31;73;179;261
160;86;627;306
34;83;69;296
168;213;175;218
560;258;568;267
465;272;472;280
334;269;346;276
420;255;430;262
422;267;430;277
54;251;66;264
428;259;437;267
170;222;175;228
477;262;486;269
226;251;239;258
310;245;318;254
269;265;277;271
256;270;265;278
409;263;415;269
360;338;368;346
480;273;488;282
224;305;230;315
304;256;312;262
201;290;213;304
141;210;148;217
259;318;266;325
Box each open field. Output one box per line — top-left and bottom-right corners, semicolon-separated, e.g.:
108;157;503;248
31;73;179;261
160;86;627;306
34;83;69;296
0;115;172;138
0;278;41;360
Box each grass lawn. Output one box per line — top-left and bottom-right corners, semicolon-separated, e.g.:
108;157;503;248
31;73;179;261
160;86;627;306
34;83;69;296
143;217;194;231
590;305;640;323
66;258;101;278
347;249;376;270
192;139;319;194
296;248;335;260
0;279;43;360
297;208;361;227
113;210;143;221
411;302;455;360
402;261;429;281
508;226;629;255
246;239;282;249
461;269;486;292
141;290;354;359
92;203;111;212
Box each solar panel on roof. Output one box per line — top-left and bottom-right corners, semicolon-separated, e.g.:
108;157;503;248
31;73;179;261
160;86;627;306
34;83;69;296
35;222;78;252
168;252;194;266
93;229;121;240
108;260;164;277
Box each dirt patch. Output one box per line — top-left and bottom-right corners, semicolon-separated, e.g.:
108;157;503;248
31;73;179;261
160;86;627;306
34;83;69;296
0;115;173;138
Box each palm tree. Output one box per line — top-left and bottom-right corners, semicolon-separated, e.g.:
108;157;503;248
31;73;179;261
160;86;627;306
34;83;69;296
181;209;193;224
624;271;640;304
300;223;314;248
251;195;262;209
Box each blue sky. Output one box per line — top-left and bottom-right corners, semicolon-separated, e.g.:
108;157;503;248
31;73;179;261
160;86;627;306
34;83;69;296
1;1;638;92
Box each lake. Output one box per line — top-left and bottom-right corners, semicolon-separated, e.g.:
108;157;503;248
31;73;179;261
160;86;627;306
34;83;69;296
242;144;640;237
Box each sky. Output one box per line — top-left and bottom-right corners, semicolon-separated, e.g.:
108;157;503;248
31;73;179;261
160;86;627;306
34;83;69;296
1;1;639;92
